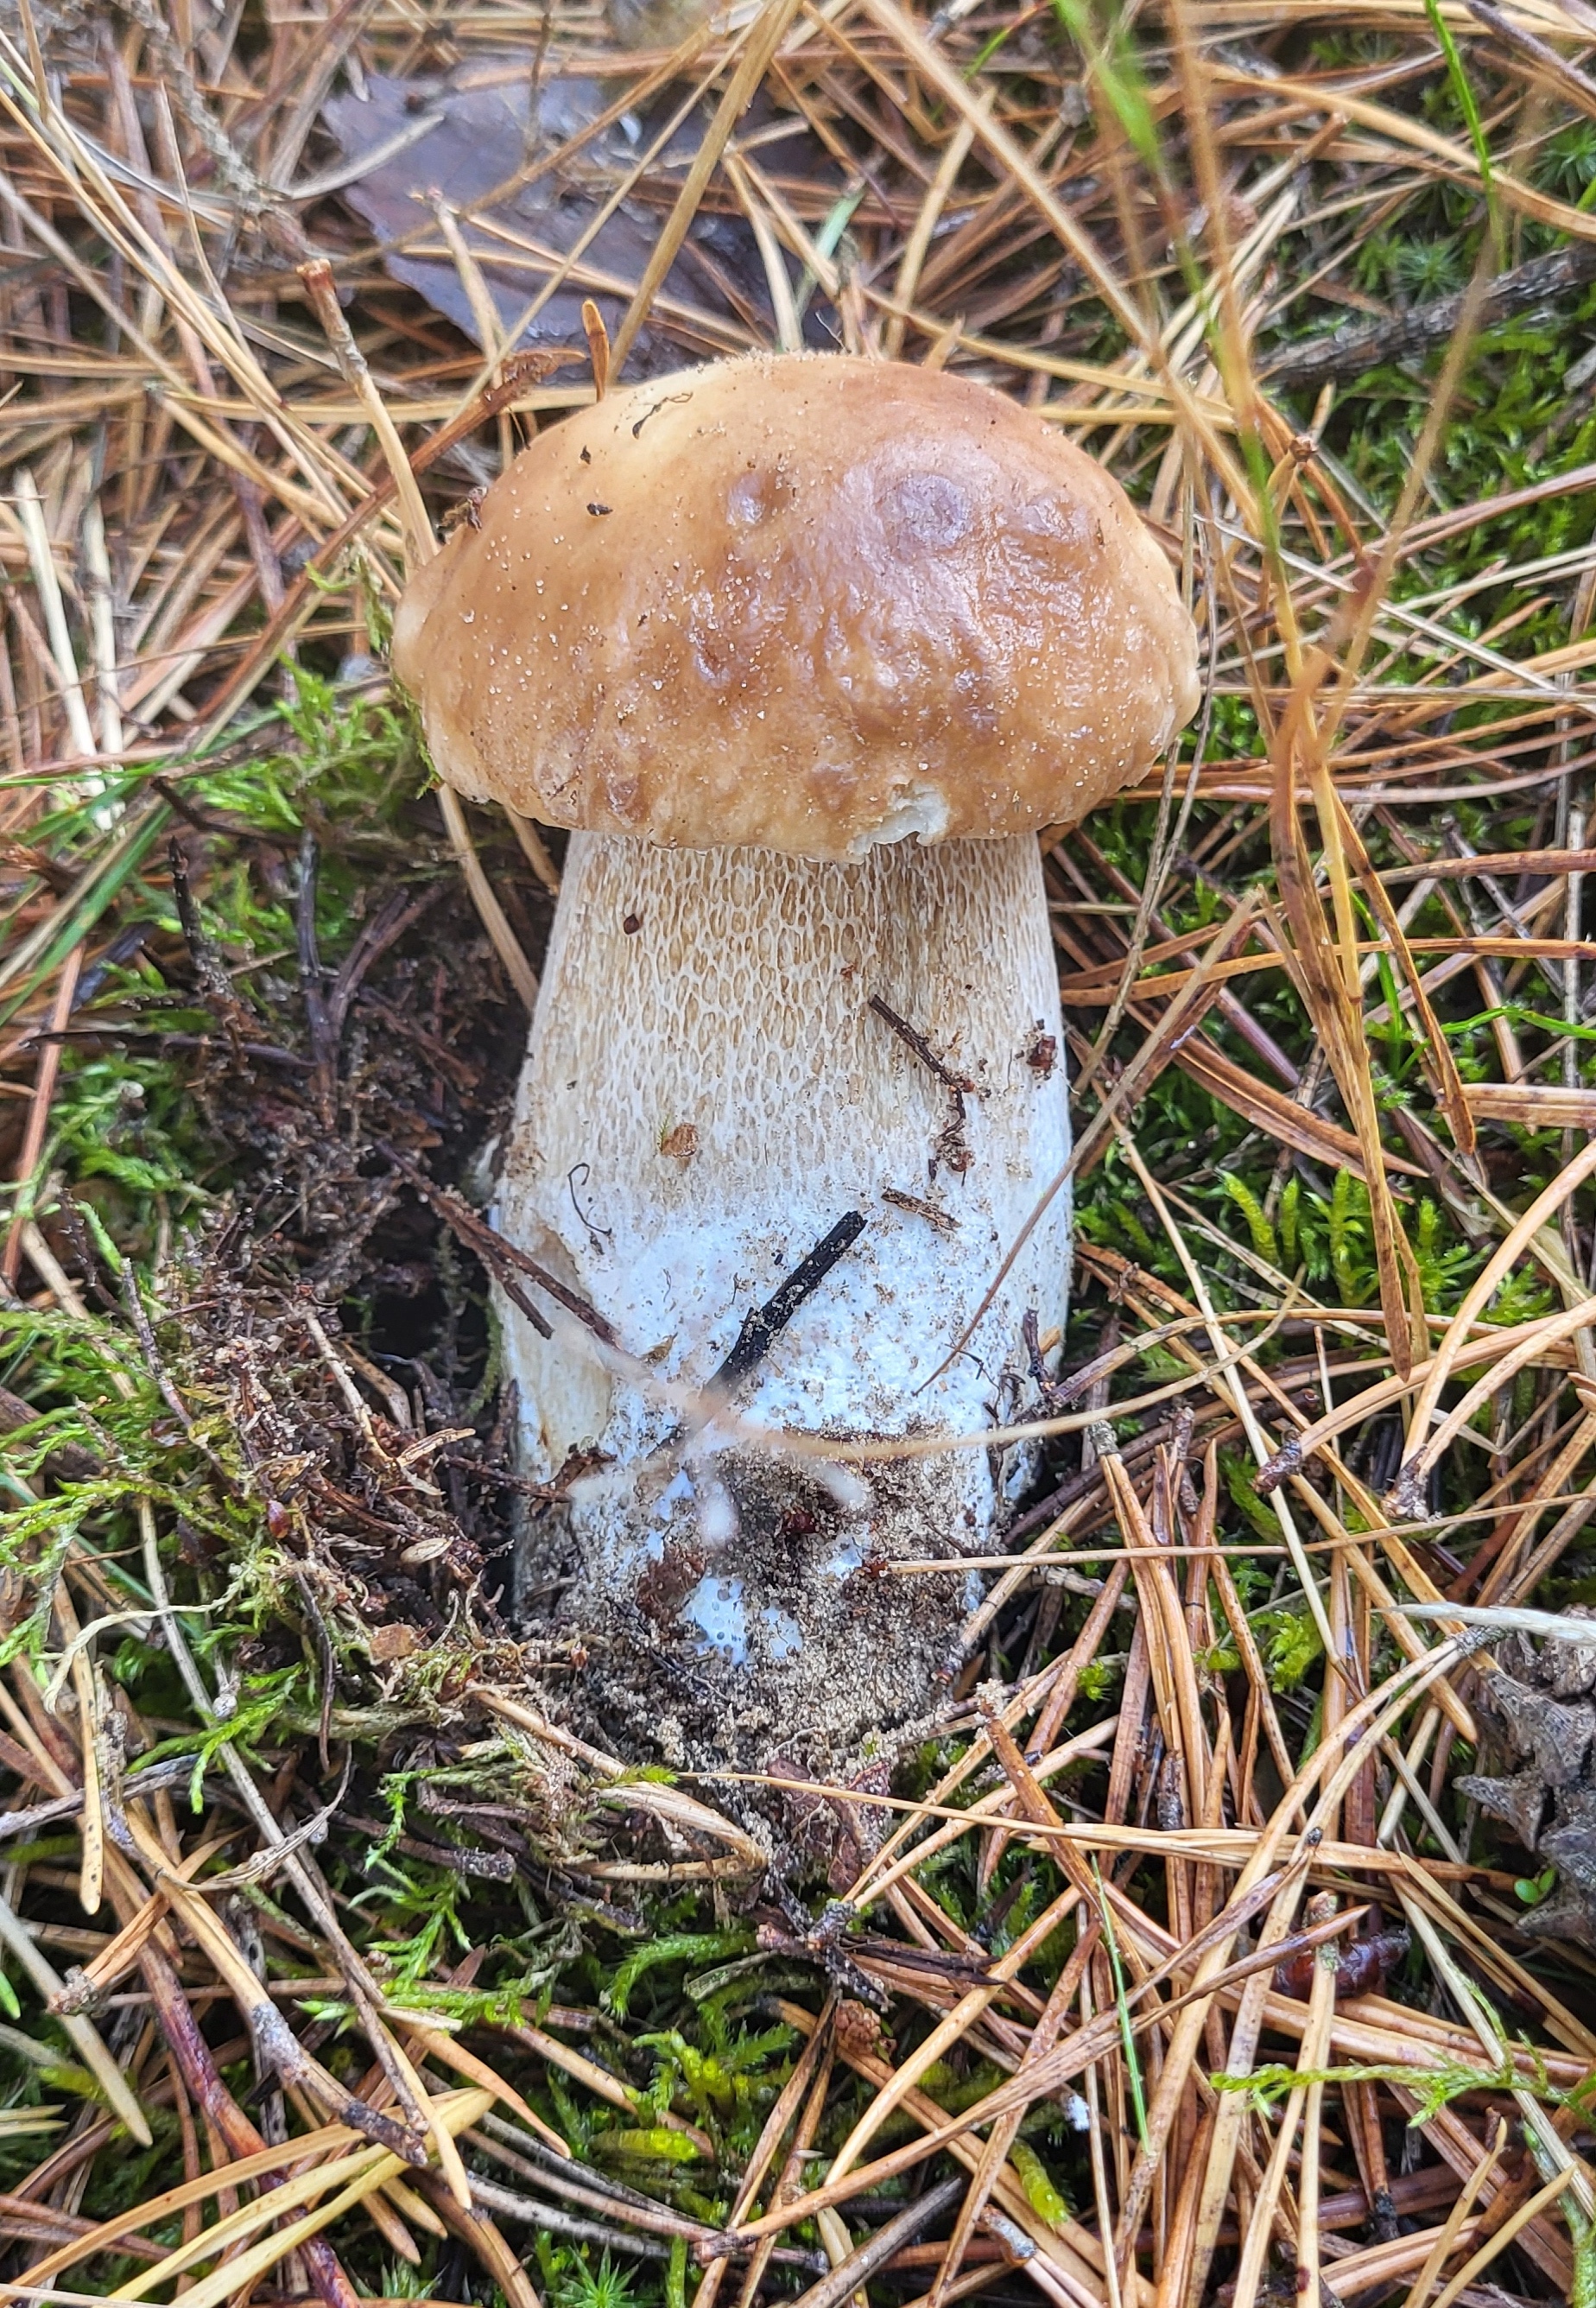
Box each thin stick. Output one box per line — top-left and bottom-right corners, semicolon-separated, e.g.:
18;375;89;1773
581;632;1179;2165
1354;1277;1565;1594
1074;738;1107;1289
609;0;805;371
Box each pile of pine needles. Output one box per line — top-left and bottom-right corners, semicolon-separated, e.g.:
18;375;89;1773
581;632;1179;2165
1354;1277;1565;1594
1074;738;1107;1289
4;0;1596;2301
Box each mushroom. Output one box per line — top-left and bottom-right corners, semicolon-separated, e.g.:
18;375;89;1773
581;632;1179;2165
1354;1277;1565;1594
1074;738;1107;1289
393;352;1198;1767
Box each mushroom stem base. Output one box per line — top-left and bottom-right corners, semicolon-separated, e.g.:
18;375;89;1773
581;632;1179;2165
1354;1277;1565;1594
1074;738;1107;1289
497;831;1072;1776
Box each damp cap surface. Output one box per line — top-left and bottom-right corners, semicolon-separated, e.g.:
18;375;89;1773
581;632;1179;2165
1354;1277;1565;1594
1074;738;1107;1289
392;351;1201;862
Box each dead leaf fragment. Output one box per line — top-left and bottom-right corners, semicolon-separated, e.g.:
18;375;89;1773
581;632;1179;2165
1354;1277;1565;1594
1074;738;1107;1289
370;1622;424;1663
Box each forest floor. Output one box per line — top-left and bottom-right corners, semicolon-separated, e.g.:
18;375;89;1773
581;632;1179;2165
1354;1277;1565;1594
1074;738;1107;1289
3;0;1596;2302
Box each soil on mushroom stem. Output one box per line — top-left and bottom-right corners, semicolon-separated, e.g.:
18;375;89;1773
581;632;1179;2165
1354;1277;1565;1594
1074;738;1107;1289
524;1438;979;1798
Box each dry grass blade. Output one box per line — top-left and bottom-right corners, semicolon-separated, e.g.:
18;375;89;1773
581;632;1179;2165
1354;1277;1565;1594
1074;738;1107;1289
1270;682;1423;1378
610;0;807;368
0;1892;150;2146
119;2091;491;2308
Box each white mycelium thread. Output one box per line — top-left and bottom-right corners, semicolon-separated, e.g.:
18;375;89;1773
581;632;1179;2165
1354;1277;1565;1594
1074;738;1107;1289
497;830;1071;1760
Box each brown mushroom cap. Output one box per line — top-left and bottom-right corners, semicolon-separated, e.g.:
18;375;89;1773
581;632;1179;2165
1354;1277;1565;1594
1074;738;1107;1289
392;352;1200;859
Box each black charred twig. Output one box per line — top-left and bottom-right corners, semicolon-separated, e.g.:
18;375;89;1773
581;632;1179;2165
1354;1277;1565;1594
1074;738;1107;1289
709;1214;868;1393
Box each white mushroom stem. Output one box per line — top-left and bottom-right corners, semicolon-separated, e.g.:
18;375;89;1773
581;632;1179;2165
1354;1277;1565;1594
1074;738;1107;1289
497;831;1072;1753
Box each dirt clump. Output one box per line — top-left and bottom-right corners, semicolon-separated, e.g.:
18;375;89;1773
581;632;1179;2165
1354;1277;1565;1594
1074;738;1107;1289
1457;1611;1596;1946
519;1439;980;1785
